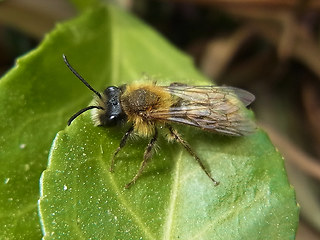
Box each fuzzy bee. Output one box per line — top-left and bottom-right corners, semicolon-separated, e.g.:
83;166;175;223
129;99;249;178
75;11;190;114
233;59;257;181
63;55;256;188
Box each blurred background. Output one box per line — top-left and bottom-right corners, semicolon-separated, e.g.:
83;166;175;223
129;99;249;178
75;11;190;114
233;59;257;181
1;0;320;239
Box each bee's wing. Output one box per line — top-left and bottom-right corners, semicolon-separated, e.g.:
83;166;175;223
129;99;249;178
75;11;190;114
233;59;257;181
151;85;256;136
164;85;255;106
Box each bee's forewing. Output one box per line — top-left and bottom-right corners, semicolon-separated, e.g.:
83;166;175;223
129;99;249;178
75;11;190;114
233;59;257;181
151;85;256;136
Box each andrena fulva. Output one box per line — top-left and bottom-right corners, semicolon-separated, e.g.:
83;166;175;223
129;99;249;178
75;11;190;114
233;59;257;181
63;55;256;188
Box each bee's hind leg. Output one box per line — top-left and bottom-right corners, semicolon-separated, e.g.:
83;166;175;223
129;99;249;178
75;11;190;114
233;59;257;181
125;128;158;189
110;125;134;172
166;124;219;186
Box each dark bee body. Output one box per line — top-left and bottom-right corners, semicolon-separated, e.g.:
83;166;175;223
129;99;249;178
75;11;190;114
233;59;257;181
63;55;256;188
119;84;173;136
121;87;163;122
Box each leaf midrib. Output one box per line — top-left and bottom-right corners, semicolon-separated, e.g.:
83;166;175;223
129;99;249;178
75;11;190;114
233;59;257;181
162;150;183;240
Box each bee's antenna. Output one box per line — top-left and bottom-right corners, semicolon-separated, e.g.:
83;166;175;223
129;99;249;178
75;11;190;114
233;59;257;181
63;54;102;99
68;106;104;126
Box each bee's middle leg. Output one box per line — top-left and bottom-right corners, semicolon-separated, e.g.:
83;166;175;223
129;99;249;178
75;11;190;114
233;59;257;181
125;128;158;188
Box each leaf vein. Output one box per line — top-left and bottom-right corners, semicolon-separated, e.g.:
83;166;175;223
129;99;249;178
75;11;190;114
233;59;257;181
162;151;183;240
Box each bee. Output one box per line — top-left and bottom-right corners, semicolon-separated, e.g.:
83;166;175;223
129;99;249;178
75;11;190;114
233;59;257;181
63;55;256;188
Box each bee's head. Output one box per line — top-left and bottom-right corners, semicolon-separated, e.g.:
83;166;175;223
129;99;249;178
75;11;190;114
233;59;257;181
97;86;127;126
63;54;127;126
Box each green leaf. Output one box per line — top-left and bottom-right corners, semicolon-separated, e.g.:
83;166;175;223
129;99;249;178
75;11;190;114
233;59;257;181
0;3;298;239
0;4;118;239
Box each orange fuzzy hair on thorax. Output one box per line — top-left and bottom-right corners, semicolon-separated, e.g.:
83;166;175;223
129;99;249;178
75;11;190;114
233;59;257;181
120;83;173;137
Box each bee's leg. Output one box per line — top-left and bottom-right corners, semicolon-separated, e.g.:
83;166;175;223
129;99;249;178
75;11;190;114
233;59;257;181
110;125;134;172
167;125;219;186
125;128;158;189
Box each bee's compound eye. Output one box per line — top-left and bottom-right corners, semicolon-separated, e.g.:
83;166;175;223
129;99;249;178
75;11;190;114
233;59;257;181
101;114;120;126
107;115;120;123
100;112;126;127
109;115;116;120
